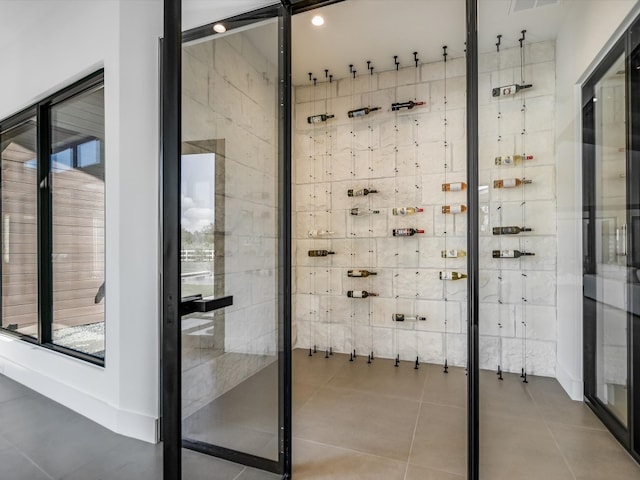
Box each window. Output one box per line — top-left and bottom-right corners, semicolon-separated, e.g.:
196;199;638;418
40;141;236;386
0;71;105;365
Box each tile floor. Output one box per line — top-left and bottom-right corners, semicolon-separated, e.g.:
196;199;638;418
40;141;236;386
1;348;640;479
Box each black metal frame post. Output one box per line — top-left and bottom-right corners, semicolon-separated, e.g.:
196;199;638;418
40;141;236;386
161;0;182;478
466;1;479;479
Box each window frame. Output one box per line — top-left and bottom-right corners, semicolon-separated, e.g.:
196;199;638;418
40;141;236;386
0;69;106;367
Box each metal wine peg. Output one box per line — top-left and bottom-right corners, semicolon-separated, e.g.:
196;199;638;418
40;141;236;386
308;72;312;82
442;45;448;62
496;34;502;52
349;64;353;74
519;29;526;48
313;78;317;86
329;74;333;83
325;69;328;78
413;51;419;67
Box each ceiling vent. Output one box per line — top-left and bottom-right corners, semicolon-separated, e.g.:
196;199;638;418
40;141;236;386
510;0;559;14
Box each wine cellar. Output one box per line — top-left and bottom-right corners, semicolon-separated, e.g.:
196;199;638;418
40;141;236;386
292;35;557;377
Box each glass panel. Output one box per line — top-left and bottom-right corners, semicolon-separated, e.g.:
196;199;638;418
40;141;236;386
181;16;280;462
50;86;105;358
593;54;628;426
0;117;38;337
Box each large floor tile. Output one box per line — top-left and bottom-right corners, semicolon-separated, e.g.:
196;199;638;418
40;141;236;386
549;422;640;480
409;403;466;476
422;364;467;408
0;376;32;403
0;446;52;480
182;449;248;480
525;376;606;430
405;464;465;480
479;370;541;420
295;386;420;461
479;413;574;480
293;349;348;387
292;438;406;480
327;356;427;400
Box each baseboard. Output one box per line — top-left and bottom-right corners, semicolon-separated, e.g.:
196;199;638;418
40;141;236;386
0;351;158;443
556;362;584;401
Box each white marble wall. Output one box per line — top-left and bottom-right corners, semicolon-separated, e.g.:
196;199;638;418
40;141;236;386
293;40;559;376
182;21;279;412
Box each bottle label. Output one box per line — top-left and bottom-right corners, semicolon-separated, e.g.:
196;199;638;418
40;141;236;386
500;250;515;258
352;189;364;196
448;205;463;214
394;228;412;236
308;115;322;123
394;207;408;216
502;156;515;165
351;109;366;117
349;270;364;277
443;249;458;258
502;178;517;188
440;272;453;280
351;291;365;298
449;182;463;191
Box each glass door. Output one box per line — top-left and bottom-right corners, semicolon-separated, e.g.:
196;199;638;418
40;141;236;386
583;20;640;460
163;2;291;478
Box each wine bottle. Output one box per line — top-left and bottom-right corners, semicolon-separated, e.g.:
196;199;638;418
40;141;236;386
392;207;423;216
392;228;424;237
439;271;468;280
347;106;381;118
442;205;467;214
308;230;334;237
392;314;426;322
492;226;532;235
494;154;534;166
441;249;467;258
391;100;425;111
492;83;533;97
348;269;377;277
350;207;380;216
307;113;335;124
347;290;378;298
492;250;535;258
308;249;335;257
348;188;378;197
493;178;532;188
442;182;467;192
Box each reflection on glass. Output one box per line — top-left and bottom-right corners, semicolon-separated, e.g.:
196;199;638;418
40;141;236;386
0;117;38;337
50;86;105;358
181;17;280;462
594;54;628;426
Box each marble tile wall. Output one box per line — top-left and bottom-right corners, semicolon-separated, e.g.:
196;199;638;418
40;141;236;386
293;40;558;376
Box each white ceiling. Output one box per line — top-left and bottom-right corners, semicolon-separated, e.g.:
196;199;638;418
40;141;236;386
291;0;573;85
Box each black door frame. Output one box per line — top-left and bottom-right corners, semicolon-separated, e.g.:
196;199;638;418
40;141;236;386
582;12;640;464
161;1;480;479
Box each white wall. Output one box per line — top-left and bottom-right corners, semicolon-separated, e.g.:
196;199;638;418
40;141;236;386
555;0;639;400
0;0;162;442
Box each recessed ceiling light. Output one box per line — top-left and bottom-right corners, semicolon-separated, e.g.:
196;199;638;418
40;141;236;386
311;15;324;26
213;23;226;33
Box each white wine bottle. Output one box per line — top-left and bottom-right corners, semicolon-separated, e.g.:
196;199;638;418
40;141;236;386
492;226;532;235
442;182;467;192
492;250;535;258
347;290;378;298
392;313;426;322
493;178;532;188
348;269;377;277
494;154;534;166
350;208;380;216
439;271;468;280
308;249;335;257
392;207;423;216
441;249;467;258
391;100;425;111
392;228;424;237
308;230;334;237
348;188;378;197
348;106;380;118
442;205;467;214
492;83;532;97
307;113;335;124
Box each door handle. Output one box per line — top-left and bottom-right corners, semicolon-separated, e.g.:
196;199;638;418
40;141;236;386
180;294;233;316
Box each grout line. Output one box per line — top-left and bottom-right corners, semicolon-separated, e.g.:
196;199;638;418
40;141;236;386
13;447;56;480
403;384;427;480
231;466;248;480
293;436;407;466
543;420;578;480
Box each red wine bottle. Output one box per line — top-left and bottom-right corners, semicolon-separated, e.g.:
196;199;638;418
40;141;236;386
492;250;535;258
348;188;378;197
348;106;380;118
307;113;335;124
347;290;378;298
308;250;335;257
392;228;424;237
492;226;532;235
492;83;532;97
391;101;425;111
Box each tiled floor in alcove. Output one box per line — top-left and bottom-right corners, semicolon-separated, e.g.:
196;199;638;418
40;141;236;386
1;349;639;480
